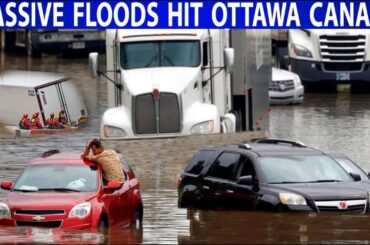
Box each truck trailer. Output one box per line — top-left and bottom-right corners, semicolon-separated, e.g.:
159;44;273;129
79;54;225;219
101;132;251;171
89;29;271;140
0;70;88;126
1;29;105;57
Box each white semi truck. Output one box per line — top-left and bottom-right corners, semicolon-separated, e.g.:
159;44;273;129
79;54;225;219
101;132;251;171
289;30;370;84
89;29;239;140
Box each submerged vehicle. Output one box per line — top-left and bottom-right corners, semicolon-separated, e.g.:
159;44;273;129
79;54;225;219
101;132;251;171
0;151;143;230
0;70;88;127
270;68;304;105
289;30;370;85
178;138;369;213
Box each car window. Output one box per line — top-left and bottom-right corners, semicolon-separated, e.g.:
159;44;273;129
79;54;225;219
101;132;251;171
334;157;369;180
236;156;256;180
13;165;98;192
185;150;214;175
259;155;352;183
208;152;240;181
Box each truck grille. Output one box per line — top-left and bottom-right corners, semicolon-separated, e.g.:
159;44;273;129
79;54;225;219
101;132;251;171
15;210;65;215
134;92;180;134
320;34;366;71
269;80;295;92
16;220;62;228
315;199;367;214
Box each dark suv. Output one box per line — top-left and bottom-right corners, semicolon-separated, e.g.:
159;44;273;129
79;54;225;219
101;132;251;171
177;138;370;213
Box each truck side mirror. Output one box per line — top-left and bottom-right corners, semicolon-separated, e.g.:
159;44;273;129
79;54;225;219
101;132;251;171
89;52;100;78
224;48;234;72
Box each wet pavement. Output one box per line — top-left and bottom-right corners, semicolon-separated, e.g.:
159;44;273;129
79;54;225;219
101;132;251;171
1;52;370;244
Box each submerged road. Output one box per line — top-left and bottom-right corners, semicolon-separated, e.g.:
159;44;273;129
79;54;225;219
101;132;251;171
1;52;370;243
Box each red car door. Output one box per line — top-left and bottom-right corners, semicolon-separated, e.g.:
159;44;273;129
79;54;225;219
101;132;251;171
101;187;124;228
117;180;133;227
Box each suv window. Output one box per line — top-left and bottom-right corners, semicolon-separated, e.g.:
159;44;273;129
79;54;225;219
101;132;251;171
236;156;256;180
185;150;214;175
334;157;369;181
208;152;240;181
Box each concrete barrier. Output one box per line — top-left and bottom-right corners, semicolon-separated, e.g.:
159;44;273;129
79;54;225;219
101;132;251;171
104;131;268;167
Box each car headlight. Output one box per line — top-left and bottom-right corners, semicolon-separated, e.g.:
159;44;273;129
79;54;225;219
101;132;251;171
292;44;312;58
295;76;302;86
279;193;307;205
0;203;11;219
69;202;91;218
191;120;214;134
103;125;125;138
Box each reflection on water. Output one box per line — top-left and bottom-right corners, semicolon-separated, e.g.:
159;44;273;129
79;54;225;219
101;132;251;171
0;226;143;244
179;210;370;244
1;53;370;243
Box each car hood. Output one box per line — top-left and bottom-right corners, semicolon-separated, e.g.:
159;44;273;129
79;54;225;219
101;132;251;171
4;192;96;210
268;182;368;200
272;67;298;81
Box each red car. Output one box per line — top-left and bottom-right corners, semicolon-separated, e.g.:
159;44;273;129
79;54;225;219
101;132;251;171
0;150;143;230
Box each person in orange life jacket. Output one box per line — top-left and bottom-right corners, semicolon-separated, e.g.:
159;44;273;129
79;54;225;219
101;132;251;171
45;113;61;129
29;112;43;129
18;114;29;129
58;109;68;127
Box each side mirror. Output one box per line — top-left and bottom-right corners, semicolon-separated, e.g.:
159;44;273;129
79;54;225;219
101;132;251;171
224;48;234;72
1;181;13;190
350;172;361;182
89;52;100;78
103;181;122;193
237;175;253;186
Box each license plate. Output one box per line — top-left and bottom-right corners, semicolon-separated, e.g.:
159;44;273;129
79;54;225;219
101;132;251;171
336;72;350;81
72;42;85;49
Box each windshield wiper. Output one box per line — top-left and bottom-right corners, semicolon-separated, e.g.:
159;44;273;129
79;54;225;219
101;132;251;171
13;189;38;192
311;179;343;183
269;181;306;184
37;188;81;192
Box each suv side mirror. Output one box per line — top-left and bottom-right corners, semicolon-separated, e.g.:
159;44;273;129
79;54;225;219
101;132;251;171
237;175;253;186
350;172;361;182
89;52;100;78
1;181;13;190
103;181;122;193
224;48;234;72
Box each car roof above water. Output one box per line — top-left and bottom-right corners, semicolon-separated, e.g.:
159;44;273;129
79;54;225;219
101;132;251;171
209;143;324;157
30;152;90;166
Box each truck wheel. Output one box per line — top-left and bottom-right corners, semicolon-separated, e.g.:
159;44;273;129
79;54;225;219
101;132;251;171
26;30;41;57
231;110;242;132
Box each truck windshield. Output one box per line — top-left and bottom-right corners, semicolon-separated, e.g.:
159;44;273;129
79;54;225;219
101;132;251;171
120;40;200;69
259;155;352;184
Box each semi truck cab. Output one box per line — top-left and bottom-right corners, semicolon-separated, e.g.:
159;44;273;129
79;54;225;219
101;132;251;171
289;29;370;84
90;29;236;140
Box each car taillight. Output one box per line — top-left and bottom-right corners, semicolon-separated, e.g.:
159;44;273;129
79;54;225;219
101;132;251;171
176;178;182;186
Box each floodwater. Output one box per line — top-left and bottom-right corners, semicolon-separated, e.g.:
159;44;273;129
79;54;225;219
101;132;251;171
1;52;370;244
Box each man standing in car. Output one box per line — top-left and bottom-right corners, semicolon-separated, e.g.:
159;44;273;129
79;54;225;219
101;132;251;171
81;138;124;183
